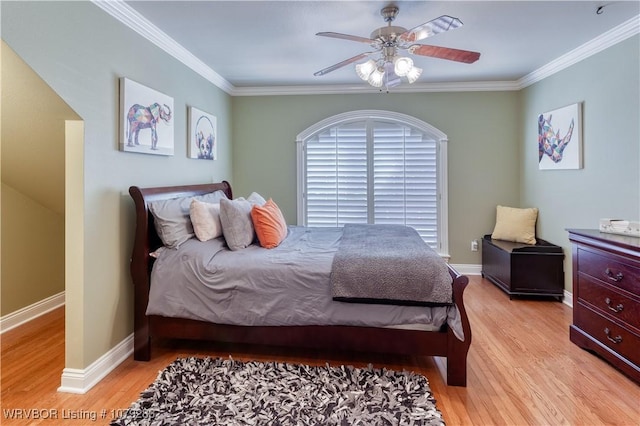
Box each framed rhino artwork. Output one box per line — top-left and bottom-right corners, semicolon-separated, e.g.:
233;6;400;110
188;107;217;160
538;102;582;170
119;78;174;156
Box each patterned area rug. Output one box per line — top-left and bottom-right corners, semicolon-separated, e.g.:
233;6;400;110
111;357;445;425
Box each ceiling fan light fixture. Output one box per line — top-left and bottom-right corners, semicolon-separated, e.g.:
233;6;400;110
406;66;423;84
367;67;385;87
393;56;413;77
355;59;377;80
315;6;479;91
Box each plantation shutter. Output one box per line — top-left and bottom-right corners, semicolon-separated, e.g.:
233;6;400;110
372;121;438;246
303;117;439;247
305;122;368;226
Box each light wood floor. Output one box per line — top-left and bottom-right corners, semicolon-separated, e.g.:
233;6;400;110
2;276;639;425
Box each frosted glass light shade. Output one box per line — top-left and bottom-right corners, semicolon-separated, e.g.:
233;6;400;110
355;60;376;81
393;57;413;77
367;68;385;87
406;66;423;84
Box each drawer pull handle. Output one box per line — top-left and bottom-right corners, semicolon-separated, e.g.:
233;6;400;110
604;327;622;344
604;268;624;282
604;297;624;313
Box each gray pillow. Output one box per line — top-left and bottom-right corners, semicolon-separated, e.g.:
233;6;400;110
219;197;254;250
149;190;227;249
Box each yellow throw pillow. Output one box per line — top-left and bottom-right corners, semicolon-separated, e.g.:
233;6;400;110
491;205;538;245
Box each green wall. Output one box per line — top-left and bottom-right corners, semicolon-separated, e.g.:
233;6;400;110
1;1;233;369
232;35;640;285
521;35;640;291
232;91;521;264
1;0;637;376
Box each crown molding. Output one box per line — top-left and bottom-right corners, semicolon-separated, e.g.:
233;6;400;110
95;1;637;96
231;80;519;96
518;14;639;89
92;0;234;94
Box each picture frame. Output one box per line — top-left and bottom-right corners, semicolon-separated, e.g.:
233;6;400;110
538;102;582;170
119;78;174;156
188;107;217;160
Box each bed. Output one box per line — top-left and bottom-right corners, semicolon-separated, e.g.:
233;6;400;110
129;181;472;386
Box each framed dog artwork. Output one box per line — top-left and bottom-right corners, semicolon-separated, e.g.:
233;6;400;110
120;78;174;156
188;107;217;160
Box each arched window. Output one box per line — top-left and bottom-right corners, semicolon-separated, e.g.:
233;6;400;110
296;110;449;256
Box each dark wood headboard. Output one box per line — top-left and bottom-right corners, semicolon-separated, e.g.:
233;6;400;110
128;181;233;339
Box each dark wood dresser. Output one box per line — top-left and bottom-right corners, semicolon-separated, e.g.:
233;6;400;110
567;229;640;383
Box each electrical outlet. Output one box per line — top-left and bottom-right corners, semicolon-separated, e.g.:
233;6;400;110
471;239;479;252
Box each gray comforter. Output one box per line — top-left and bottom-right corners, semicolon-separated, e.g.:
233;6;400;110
331;224;453;306
147;226;464;340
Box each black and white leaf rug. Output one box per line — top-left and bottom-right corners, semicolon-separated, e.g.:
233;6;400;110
111;357;445;425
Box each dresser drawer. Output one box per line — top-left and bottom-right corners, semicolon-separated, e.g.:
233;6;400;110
577;247;640;295
574;305;640;366
577;276;640;332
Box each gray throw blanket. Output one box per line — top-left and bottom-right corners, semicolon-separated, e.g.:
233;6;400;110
331;224;453;306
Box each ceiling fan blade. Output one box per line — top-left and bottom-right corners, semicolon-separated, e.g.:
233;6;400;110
399;15;463;43
316;32;376;44
408;44;480;64
314;52;372;76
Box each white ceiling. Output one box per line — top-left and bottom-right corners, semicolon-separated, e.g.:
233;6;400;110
123;1;639;90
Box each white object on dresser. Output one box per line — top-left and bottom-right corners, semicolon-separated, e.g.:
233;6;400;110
599;219;640;238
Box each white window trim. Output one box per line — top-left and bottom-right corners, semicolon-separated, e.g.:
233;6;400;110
296;110;449;258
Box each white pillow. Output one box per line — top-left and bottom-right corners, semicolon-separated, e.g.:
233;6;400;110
247;192;266;206
189;199;222;242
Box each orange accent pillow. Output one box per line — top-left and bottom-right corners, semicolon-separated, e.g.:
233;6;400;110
250;199;288;249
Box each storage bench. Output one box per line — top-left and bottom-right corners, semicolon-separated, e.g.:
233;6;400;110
481;234;564;301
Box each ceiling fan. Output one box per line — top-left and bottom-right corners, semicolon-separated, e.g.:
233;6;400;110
314;5;481;88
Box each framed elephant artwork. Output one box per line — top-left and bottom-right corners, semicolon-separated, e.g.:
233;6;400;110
119;78;174;156
188;107;217;160
538;102;582;170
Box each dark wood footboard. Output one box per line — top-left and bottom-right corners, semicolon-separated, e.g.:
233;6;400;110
446;270;471;386
128;182;471;386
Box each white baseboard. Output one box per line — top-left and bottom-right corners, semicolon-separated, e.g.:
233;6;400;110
563;290;573;308
58;333;134;394
455;264;574;308
0;292;65;334
449;263;482;276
